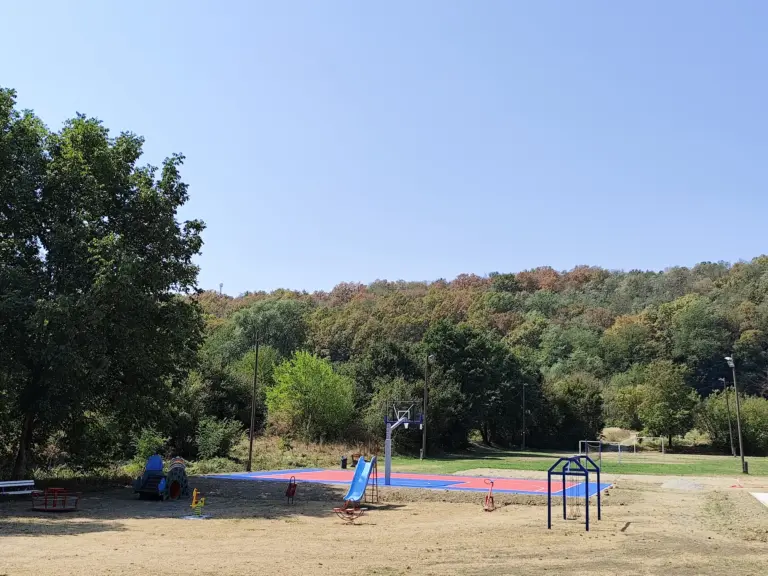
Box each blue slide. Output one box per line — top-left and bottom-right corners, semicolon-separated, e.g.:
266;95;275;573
342;456;376;502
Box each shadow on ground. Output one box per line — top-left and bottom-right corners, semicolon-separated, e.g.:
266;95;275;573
0;477;383;537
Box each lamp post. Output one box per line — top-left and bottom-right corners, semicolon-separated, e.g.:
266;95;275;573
718;377;736;457
521;382;528;451
246;332;261;472
421;354;435;460
724;356;747;473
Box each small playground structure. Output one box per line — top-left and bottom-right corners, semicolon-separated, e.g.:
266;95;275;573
190;488;206;515
31;487;81;512
384;400;423;486
333;455;378;523
132;455;191;500
285;476;297;504
547;455;602;531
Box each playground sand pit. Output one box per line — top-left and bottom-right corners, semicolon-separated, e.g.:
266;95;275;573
1;475;767;576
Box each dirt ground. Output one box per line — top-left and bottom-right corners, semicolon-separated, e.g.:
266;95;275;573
1;471;767;576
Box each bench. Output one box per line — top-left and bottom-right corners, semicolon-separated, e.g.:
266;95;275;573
0;480;35;496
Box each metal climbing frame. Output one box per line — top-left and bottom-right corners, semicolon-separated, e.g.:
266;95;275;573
547;455;601;531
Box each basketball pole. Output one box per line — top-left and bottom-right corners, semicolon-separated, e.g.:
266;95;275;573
385;415;408;485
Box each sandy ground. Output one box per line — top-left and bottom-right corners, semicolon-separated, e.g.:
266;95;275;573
1;472;767;576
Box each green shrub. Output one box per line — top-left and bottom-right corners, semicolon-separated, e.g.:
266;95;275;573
132;428;169;461
227;433;252;463
267;351;355;442
187;458;243;475
697;391;768;456
196;417;244;459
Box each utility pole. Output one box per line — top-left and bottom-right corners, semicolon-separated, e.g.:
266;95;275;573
421;354;434;460
725;357;747;474
719;377;736;457
521;382;528;451
246;333;260;472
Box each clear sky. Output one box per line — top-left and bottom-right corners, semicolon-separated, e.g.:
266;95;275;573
3;1;767;294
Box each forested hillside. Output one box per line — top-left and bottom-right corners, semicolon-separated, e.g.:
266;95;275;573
3;87;768;480
187;261;768;460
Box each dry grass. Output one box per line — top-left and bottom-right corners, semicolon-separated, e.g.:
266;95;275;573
2;470;768;576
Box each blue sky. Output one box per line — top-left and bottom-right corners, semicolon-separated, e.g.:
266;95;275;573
3;1;766;294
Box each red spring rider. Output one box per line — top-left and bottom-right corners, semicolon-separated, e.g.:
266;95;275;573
483;479;495;512
285;476;297;504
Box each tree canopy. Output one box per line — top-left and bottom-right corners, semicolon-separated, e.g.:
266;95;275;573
1;88;205;476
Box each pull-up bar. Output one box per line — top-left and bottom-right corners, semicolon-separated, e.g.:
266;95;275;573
547;455;601;531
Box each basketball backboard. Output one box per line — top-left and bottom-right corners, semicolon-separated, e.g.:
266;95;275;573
385;400;423;429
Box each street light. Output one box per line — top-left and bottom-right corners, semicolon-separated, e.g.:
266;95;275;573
421;354;435;460
247;331;264;472
718;377;736;457
521;382;528;451
724;356;747;474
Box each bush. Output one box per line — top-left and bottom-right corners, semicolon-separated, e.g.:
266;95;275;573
196;417;244;460
187;457;243;475
267;351;355;442
226;434;247;463
132;428;169;461
697;392;768;456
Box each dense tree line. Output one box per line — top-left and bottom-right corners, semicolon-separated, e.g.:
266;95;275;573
3;89;768;478
187;260;768;458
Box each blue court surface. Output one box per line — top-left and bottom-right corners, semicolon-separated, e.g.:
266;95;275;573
206;468;612;497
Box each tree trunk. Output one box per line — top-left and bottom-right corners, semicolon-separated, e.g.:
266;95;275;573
667;433;673;449
480;423;489;445
12;412;35;479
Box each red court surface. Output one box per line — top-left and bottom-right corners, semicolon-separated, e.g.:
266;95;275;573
210;468;611;496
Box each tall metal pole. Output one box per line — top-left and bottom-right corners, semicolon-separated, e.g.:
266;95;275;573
246;334;260;472
385;422;393;484
421;357;428;460
731;365;746;473
719;377;736;457
521;383;527;451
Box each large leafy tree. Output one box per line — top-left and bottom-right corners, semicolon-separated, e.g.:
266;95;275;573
544;372;604;447
637;361;698;445
231;298;310;358
0;88;205;477
423;320;533;446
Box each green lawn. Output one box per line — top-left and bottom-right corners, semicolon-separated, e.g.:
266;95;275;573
390;448;768;477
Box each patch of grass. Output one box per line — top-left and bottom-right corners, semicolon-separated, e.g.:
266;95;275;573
391;449;768;476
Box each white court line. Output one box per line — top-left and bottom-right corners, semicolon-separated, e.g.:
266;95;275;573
751;493;768;508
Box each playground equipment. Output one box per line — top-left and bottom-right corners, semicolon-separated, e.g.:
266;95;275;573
384;400;423;486
132;455;190;500
285;476;297;504
190;488;206;516
333;455;378;523
31;487;81;512
483;479;495;512
547;455;601;531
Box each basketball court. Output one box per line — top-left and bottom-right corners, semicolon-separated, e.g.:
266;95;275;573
208;468;612;497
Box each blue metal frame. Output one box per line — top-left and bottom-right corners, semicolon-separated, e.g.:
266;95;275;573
547;455;601;531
